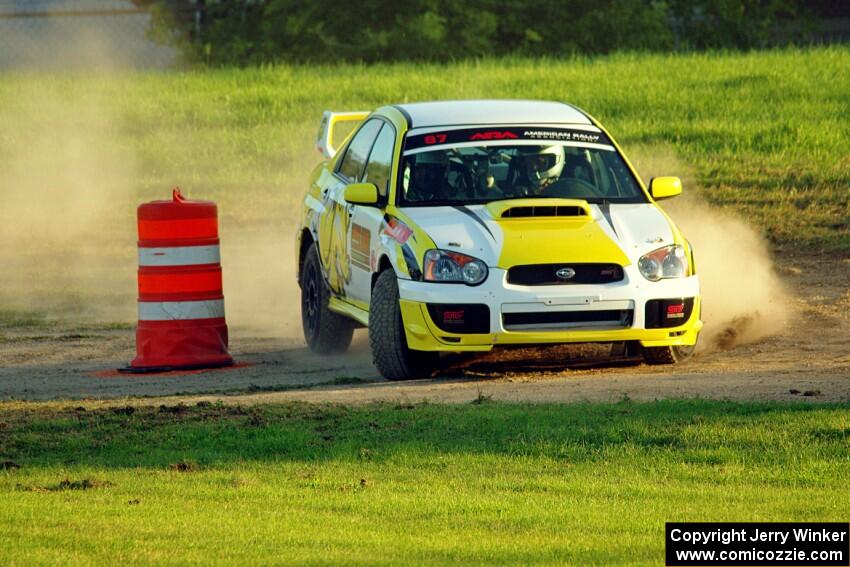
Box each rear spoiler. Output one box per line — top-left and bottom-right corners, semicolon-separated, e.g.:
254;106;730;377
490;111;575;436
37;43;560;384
315;110;370;159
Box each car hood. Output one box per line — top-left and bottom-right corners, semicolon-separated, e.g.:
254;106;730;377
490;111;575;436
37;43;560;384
399;200;676;268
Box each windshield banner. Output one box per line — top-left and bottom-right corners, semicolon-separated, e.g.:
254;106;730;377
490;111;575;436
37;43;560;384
404;126;612;152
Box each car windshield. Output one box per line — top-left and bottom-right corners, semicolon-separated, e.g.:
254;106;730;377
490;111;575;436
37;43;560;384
398;127;646;206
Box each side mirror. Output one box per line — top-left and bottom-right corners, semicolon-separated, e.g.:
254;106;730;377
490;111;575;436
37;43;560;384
344;182;379;205
649;176;682;200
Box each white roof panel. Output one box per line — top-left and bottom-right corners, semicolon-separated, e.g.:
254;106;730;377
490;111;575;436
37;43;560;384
395;100;592;128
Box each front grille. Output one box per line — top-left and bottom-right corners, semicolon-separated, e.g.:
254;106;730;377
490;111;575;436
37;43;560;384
507;263;624;286
503;309;633;331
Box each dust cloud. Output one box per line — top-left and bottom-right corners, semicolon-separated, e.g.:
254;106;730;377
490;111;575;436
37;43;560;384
0;82;310;340
220;224;304;339
0;81;138;323
631;146;791;351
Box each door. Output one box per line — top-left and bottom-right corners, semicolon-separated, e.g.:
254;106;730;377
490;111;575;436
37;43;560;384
321;118;382;297
346;122;396;305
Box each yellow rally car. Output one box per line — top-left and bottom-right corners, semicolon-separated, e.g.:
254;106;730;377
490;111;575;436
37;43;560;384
296;100;702;380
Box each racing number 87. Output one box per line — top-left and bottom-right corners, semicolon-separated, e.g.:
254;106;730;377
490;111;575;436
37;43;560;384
424;134;447;145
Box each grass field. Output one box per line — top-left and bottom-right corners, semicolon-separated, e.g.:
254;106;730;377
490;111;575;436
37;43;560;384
0;47;848;251
1;49;849;565
0;399;848;565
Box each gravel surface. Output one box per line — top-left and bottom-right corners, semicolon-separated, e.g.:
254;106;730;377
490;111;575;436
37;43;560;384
2;254;848;405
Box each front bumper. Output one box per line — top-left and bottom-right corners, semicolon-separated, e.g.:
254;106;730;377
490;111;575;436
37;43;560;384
397;267;702;352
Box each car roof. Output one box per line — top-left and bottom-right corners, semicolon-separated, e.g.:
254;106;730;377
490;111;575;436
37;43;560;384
392;100;593;128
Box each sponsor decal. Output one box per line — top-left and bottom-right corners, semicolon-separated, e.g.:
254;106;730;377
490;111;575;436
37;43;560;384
382;217;413;244
523;130;601;143
350;224;371;271
380;216;420;279
404;126;612;152
442;309;465;322
469;131;519;140
667;303;685;319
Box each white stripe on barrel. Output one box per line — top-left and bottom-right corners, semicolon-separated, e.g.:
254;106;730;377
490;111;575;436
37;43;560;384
138;299;225;321
138;245;220;267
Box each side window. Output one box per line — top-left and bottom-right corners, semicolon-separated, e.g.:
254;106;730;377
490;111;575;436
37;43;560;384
362;124;395;198
599;151;641;197
337;119;382;181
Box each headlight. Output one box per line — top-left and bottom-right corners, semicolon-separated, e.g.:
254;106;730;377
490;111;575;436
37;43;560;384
423;249;488;285
638;244;688;281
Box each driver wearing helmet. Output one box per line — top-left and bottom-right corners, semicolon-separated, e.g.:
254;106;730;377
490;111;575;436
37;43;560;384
512;145;565;195
405;151;453;202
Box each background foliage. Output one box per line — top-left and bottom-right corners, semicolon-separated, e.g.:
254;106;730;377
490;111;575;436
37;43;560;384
147;0;813;64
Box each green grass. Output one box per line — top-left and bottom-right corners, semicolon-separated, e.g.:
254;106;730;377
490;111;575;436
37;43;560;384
0;400;848;565
0;47;847;250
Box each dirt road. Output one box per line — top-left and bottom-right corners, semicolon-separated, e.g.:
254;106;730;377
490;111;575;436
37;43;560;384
1;253;848;405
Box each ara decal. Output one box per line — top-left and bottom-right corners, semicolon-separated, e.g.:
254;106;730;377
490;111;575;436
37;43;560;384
382;216;413;244
404;127;611;152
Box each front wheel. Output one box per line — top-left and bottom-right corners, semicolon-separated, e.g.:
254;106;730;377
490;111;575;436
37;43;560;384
642;344;695;365
300;244;354;354
369;269;437;380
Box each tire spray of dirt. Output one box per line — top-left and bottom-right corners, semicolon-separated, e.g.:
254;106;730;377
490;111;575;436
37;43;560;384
631;146;791;351
219;222;305;340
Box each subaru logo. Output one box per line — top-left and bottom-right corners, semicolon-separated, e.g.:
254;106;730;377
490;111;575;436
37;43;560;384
555;267;576;280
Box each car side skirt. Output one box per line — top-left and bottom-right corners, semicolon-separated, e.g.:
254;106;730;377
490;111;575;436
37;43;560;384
328;297;370;327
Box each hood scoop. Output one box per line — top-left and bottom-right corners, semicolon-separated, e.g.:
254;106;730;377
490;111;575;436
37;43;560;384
501;205;587;218
487;198;592;220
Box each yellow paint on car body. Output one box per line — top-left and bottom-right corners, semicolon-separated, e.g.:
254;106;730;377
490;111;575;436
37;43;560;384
496;216;631;268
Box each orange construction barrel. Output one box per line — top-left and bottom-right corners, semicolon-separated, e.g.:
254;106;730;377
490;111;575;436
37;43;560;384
123;188;233;372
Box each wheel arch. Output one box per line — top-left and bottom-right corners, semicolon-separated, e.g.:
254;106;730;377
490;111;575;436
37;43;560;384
371;254;394;291
297;228;315;286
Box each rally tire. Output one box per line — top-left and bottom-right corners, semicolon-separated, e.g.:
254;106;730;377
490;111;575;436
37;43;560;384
642;345;695;365
300;244;354;354
369;269;438;380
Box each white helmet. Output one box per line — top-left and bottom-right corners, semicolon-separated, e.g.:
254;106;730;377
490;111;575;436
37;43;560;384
516;145;565;190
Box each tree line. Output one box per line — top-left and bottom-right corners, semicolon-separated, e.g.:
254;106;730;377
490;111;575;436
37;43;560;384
142;0;818;65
